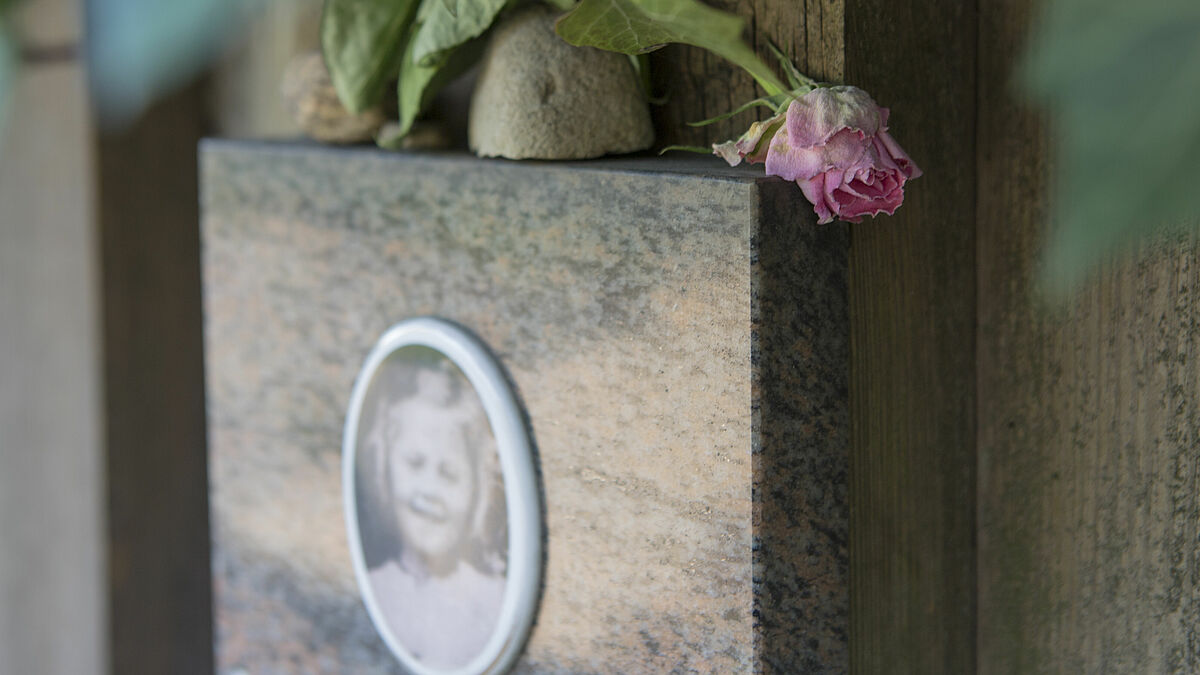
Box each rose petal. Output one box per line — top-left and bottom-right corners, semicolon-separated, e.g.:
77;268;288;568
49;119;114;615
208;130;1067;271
765;126;871;182
785;86;883;147
765;127;826;181
713;140;744;166
798;173;835;224
820;128;871;170
864;137;902;174
834;186;905;221
820;169;849;218
876;130;921;178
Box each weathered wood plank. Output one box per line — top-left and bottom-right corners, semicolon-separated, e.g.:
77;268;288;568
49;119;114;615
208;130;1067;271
976;1;1200;672
845;1;978;673
649;0;843;148
0;57;105;675
97;79;215;675
643;1;977;671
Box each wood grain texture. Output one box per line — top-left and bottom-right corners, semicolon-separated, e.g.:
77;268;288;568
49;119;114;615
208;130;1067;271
845;2;978;674
976;2;1200;672
213;0;322;138
0;59;105;675
649;0;843;148
12;0;81;48
97;79;215;675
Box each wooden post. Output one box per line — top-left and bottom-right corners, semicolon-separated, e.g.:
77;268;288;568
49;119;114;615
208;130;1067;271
651;0;844;148
845;2;978;674
977;1;1200;672
0;2;104;673
95;77;215;675
655;1;980;673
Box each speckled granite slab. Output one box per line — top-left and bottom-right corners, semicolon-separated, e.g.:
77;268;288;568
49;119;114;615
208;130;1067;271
200;140;848;674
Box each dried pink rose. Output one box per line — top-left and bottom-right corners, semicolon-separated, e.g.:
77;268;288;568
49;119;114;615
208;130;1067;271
763;86;921;224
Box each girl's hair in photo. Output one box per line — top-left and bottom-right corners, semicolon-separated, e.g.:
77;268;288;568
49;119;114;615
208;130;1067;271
355;346;507;576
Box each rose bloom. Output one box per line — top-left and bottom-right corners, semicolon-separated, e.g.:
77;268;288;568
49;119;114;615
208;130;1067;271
715;86;920;224
766;86;920;223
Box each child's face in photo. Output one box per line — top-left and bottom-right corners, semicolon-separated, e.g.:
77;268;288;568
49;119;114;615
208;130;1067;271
387;402;476;561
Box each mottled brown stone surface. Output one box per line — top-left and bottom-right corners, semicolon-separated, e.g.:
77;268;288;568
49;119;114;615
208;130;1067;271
201;140;847;673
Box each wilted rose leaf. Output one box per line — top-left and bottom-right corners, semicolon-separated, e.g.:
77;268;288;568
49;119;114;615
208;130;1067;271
554;0;786;97
410;0;507;68
322;0;420;113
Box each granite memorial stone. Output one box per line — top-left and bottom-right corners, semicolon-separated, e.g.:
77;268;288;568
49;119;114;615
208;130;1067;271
201;140;849;673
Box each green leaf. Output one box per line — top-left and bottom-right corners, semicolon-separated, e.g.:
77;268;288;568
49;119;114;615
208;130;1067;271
321;0;421;114
625;52;667;104
0;19;13;143
658;144;711;154
0;0;29;15
1022;0;1200;293
387;31;486;145
554;0;786;96
686;92;793;126
766;40;816;91
410;0;507;67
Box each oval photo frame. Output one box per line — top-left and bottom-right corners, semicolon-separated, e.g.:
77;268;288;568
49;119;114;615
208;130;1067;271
343;318;542;675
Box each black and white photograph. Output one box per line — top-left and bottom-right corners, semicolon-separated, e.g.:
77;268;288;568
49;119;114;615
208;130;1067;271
352;345;509;671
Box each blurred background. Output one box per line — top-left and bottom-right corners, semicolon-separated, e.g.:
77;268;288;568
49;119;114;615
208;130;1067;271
0;1;320;672
2;0;1198;673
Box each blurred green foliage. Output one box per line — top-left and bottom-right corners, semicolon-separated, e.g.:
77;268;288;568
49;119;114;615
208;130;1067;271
5;0;1194;301
88;0;262;126
0;20;12;125
323;0;510;139
554;0;785;96
410;0;507;68
394;0;504;137
0;3;18;140
1023;0;1200;293
390;32;484;143
323;0;786;142
322;0;421;113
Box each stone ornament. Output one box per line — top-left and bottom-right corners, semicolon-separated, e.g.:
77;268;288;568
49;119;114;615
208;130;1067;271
468;6;655;160
281;50;386;144
343;318;543;675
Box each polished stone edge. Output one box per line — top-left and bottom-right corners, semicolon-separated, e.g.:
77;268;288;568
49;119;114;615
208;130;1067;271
751;181;849;674
199;137;776;184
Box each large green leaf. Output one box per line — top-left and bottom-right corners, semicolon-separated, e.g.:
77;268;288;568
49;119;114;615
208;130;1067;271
410;0;507;67
386;29;486;144
322;0;421;113
554;0;785;96
1023;0;1200;292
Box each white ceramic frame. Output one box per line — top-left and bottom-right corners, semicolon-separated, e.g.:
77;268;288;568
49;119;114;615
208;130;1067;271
342;317;542;675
